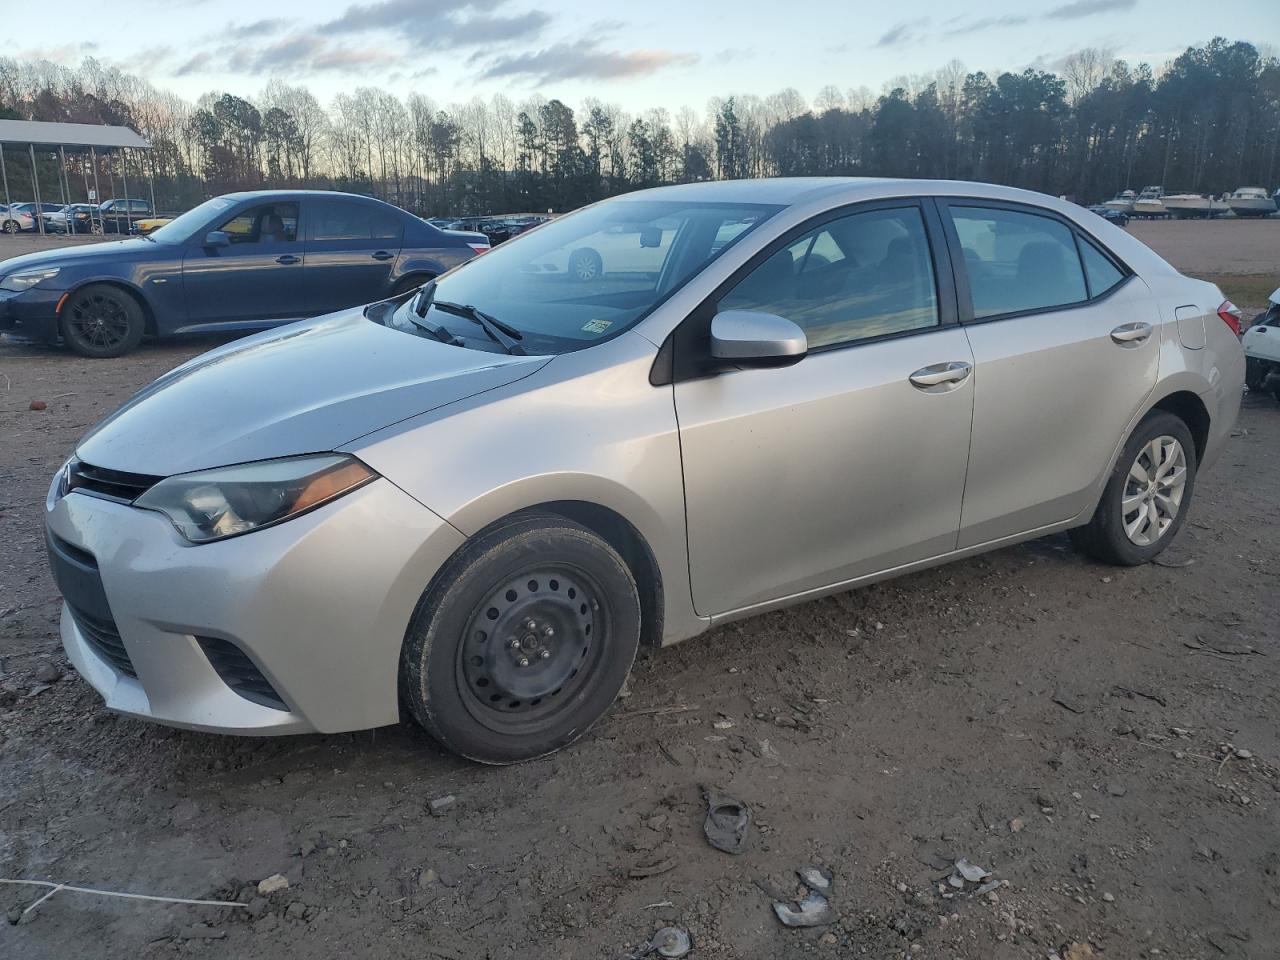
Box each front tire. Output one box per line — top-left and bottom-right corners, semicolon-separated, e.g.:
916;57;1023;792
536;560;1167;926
1070;411;1197;566
59;284;146;358
400;515;641;764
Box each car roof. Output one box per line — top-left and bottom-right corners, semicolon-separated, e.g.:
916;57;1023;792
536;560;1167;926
616;177;1078;210
220;189;394;205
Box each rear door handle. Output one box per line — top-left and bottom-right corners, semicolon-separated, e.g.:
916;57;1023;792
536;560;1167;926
908;361;972;390
1110;321;1152;344
275;254;300;265
371;250;394;261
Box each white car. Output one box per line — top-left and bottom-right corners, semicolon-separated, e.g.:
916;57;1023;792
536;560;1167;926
1243;286;1280;399
0;204;35;234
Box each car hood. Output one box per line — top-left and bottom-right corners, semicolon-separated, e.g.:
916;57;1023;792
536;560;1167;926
0;237;162;275
76;308;551;476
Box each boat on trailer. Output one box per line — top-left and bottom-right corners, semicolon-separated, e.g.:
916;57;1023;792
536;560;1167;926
1163;193;1228;219
1225;187;1277;218
1103;190;1136;214
1133;186;1167;218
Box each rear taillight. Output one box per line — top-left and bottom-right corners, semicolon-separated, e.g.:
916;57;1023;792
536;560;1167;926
1217;300;1243;336
467;243;490;256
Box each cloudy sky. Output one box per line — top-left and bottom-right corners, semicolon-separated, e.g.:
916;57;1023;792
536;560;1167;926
12;0;1274;109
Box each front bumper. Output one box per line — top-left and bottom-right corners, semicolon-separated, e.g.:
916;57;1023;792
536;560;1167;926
45;476;464;735
0;287;62;340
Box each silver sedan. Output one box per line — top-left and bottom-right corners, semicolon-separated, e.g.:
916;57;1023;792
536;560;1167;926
45;178;1244;763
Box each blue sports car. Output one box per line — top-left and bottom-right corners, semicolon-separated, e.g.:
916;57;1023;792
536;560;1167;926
0;190;490;357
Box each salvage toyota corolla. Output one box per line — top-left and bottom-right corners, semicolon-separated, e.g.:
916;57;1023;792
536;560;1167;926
45;178;1244;763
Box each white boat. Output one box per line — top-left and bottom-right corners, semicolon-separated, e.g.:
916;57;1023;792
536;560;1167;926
1133;186;1166;218
1103;190;1136;214
1163;193;1228;219
1225;186;1277;218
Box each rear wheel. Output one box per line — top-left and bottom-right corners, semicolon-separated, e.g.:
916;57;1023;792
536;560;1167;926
400;515;641;764
1070;411;1196;566
392;274;433;297
1245;357;1268;392
59;284;146;358
567;248;603;282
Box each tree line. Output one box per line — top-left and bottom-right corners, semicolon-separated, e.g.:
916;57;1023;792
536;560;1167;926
0;37;1276;217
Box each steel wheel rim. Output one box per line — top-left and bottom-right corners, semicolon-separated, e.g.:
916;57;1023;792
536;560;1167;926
456;563;607;734
1122;435;1187;546
67;293;130;349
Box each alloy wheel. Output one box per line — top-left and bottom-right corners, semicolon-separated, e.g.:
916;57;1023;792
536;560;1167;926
1122;435;1187;546
66;292;132;351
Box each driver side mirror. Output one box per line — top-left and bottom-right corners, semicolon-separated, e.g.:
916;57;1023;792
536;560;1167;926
710;310;807;367
203;230;230;249
639;226;663;248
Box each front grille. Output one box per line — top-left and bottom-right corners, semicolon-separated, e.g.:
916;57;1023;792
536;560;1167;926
197;637;287;711
68;460;162;502
70;604;137;678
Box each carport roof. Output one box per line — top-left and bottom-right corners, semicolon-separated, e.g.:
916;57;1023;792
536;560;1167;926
0;119;150;151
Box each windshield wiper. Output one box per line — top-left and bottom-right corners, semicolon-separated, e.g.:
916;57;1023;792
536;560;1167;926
411;277;437;317
432;300;526;355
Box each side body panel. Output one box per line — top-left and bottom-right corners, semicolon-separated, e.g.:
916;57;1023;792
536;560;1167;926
674;328;975;614
957;277;1161;546
347;332;704;646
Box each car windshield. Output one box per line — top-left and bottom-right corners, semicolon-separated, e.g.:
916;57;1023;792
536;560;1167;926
147;197;237;243
390;198;781;354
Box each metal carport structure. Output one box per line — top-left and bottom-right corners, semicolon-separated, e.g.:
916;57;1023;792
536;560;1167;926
0;120;152;236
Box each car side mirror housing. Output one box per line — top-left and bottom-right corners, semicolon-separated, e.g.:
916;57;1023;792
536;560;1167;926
639;226;663;248
204;230;230;249
709;310;807;367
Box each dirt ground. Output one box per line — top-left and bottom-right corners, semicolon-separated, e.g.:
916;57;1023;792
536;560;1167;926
1;220;1278;959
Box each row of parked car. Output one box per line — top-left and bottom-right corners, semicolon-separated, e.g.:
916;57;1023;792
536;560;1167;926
427;214;552;246
0;199;155;235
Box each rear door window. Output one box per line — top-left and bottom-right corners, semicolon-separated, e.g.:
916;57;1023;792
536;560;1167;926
1077;237;1125;298
949;206;1087;319
309;201;403;242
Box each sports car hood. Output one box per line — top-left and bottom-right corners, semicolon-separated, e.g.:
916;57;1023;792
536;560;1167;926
76;308;550;476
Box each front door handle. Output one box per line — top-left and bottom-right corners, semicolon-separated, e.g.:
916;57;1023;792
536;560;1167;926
909;361;972;391
275;254;300;265
1110;321;1152;345
371;250;394;261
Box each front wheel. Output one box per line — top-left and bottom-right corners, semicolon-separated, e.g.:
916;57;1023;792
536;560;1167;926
1;219;16;234
59;284;146;358
1070;411;1197;566
400;515;641;764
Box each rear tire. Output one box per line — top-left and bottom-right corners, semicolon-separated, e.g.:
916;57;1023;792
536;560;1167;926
1070;411;1197;566
567;248;603;282
400;514;641;764
59;284;146;358
392;274;432;297
1245;357;1268;392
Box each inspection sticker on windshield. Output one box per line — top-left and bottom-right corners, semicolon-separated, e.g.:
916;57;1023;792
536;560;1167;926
582;319;613;334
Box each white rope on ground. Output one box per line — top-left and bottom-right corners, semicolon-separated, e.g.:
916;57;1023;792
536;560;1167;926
0;878;248;915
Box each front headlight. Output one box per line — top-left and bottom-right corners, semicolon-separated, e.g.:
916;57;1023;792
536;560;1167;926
0;267;60;291
134;454;378;544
